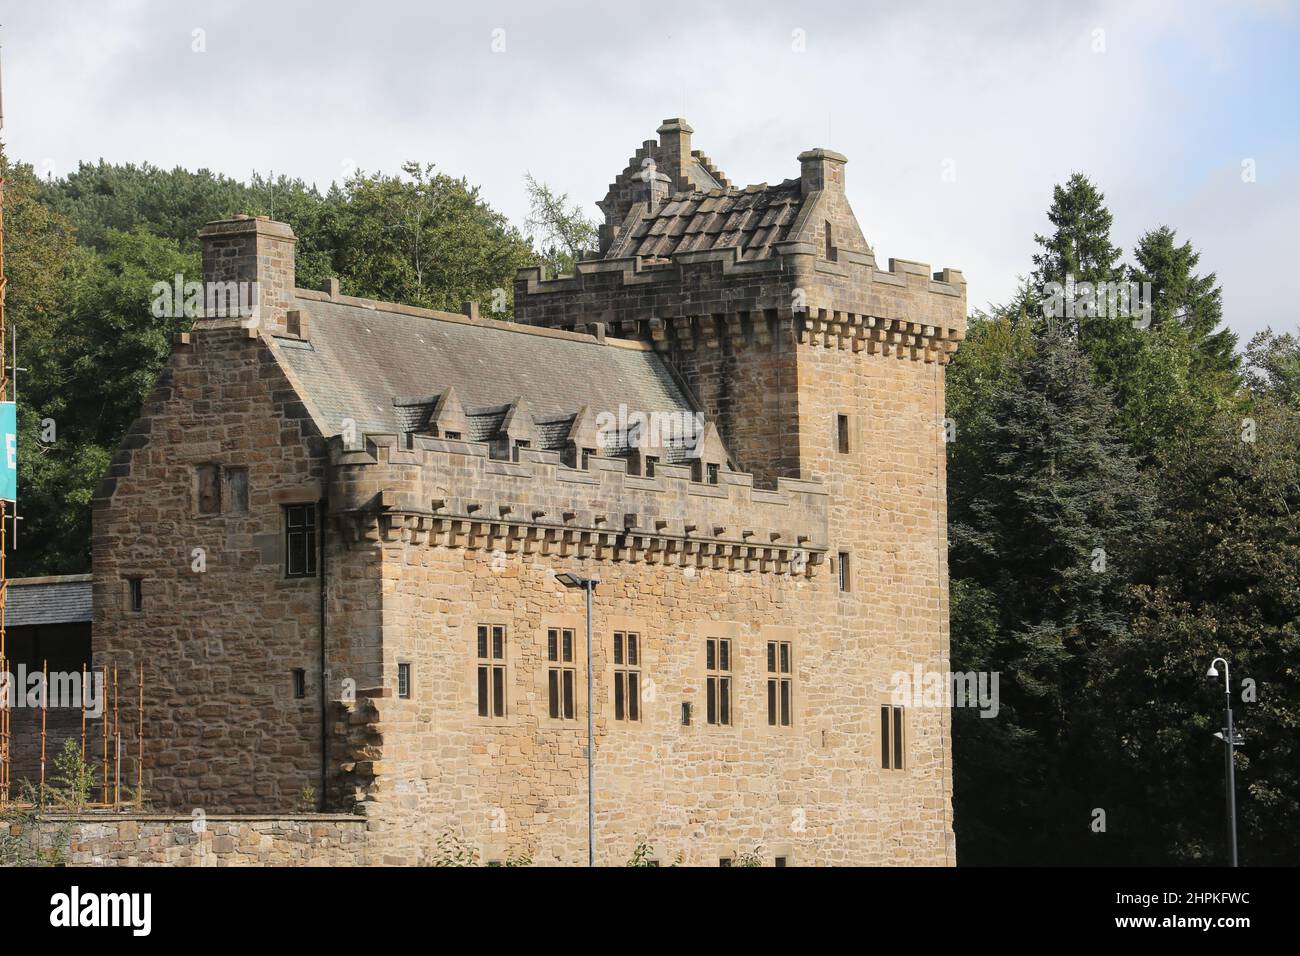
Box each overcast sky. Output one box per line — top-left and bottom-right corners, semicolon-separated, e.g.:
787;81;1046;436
3;0;1297;341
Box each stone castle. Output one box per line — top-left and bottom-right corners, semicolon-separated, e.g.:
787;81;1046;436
91;119;967;865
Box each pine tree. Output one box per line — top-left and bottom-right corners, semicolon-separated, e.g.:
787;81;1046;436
1129;225;1238;387
950;324;1158;863
1029;173;1123;333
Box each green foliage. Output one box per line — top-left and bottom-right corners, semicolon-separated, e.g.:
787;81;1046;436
1245;328;1300;408
950;326;1160;863
524;173;598;277
1102;402;1300;863
1030;172;1123;318
0;740;94;866
733;847;765;867
425;827;530;866
331;162;534;315
428;827;480;867
951;170;1298;866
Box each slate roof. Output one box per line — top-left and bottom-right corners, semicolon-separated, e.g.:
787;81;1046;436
6;575;93;627
607;180;804;262
275;297;699;444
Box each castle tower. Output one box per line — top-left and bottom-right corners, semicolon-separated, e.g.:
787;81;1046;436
516;120;967;863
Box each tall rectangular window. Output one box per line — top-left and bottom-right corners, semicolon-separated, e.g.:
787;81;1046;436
477;624;506;718
836;414;850;454
397;662;412;700
705;638;732;726
613;631;641;722
767;640;792;727
292;669;307;699
284;504;318;578
838;552;851;593
547;627;576;720
881;705;905;770
128;578;143;614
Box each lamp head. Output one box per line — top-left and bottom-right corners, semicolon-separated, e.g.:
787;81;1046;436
1206;664;1219;679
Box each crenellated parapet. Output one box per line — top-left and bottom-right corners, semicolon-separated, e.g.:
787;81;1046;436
515;248;966;364
327;432;828;574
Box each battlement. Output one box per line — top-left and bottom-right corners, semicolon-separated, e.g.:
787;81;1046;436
515;249;967;363
328;431;828;574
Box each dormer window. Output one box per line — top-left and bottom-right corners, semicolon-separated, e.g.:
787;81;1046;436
512;439;530;462
444;431;461;441
707;463;720;485
825;220;837;262
645;456;658;478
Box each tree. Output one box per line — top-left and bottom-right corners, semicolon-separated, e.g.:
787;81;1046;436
1244;328;1300;409
16;227;195;575
333;163;535;315
1030;172;1123;317
523;173;598;277
41;160;251;251
1101;400;1300;864
949;324;1159;863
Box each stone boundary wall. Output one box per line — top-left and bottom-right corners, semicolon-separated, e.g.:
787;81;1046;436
35;813;368;866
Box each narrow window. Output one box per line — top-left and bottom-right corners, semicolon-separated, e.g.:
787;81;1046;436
836;414;850;454
824;220;836;261
581;448;592;469
128;578;143;614
705;638;732;726
196;464;221;514
766;640;793;727
292;669;307;700
706;463;719;485
512;439;530;462
645;456;658;478
284;504;318;578
547;627;577;720
681;702;692;726
477;624;506;718
613;631;641;722
226;466;249;514
881;705;906;770
838;552;851;593
397;663;412;700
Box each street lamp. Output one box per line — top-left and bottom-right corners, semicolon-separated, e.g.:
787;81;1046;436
1207;656;1239;867
556;572;598;866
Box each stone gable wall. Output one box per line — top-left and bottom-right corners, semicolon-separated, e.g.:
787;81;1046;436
91;326;330;813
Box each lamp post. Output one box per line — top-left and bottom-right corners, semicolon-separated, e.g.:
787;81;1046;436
1206;656;1239;867
557;572;598;866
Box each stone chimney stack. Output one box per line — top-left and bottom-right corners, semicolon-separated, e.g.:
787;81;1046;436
197;215;297;334
656;117;694;191
631;159;672;214
798;148;848;196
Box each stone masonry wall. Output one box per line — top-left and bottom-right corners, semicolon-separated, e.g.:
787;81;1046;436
36;814;366;866
91;325;330;813
349;542;954;866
